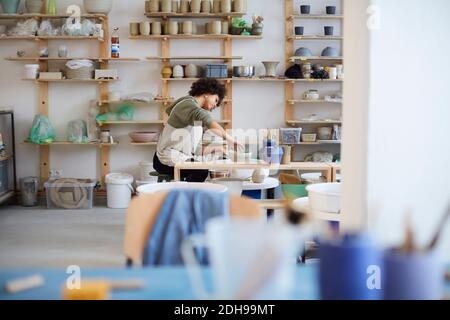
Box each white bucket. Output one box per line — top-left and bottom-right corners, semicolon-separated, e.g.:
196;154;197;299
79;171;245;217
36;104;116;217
25;64;39;79
105;173;134;209
139;161;156;181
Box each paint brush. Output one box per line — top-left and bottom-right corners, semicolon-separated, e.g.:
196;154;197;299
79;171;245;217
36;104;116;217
427;201;450;251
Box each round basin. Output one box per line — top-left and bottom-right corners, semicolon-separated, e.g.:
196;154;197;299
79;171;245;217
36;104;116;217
137;182;228;195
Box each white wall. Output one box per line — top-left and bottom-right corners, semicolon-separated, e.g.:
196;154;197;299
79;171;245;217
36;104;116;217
0;0;342;180
366;0;450;260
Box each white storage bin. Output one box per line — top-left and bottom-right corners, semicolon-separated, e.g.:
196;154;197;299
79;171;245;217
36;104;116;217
44;179;97;209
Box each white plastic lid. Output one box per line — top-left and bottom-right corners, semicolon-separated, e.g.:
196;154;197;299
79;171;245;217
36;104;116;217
105;173;134;185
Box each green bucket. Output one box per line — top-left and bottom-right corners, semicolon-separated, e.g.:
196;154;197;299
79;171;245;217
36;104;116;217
281;184;308;200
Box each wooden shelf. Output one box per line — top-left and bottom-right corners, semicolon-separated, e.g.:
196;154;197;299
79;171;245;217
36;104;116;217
232;77;287;82
7;57;140;62
97;99;173;106
22;140;117;147
146;56;243;61
129;34;262;40
288;36;343;40
23;78;118;83
288;14;344;20
286;79;343;83
144;12;245;19
98;120;165;125
291;140;342;145
130;142;158;146
287;120;342;125
0;35;104;41
288;99;342;104
0;13;106;20
289;56;343;61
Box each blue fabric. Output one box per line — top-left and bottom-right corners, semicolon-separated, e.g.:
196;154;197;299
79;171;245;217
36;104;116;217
143;189;229;266
242;190;262;199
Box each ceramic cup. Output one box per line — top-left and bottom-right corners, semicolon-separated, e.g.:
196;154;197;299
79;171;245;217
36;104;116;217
300;5;311;14
192;23;198;34
100;130;111;143
58;45;68;58
152;21;162;35
149;0;159;12
182;20;193;34
324;26;334;36
129;22;140;36
326;6;336;15
211;20;221;35
190;0;201;13
327;67;337;80
161;0;172;12
319;233;382;300
168;21;178;35
383;249;443;300
294;26;304;35
180;0;190;13
221;0;231;13
335;64;343;79
213;0;221;13
221;21;229;34
201;0;211;13
233;0;245;13
171;0;179;12
301;63;312;79
140;21;151;36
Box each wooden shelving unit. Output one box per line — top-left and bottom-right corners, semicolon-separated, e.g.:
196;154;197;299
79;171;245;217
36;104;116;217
4;14;114;185
7;57;140;62
284;0;343;161
131;8;263;133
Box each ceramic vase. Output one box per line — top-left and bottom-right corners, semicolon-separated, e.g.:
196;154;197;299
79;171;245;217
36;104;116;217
182;20;193;34
26;0;44;13
221;21;229;34
190;0;201;13
1;0;21;13
185;64;198;78
161;66;173;78
168;21;178;34
149;0;159;12
171;0;179;12
151;21;162;35
140;21;151;36
232;0;245;13
251;22;263;36
212;0;220;13
220;0;231;13
211;20;221;34
180;0;189;13
129;22;139;36
161;0;172;12
262;61;279;77
201;0;211;13
173;65;184;78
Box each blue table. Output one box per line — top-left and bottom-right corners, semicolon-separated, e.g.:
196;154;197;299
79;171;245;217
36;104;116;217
0;266;320;300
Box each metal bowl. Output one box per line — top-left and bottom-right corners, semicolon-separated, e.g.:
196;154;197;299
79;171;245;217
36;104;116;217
233;66;255;77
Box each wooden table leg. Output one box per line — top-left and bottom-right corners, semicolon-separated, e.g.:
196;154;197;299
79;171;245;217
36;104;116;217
325;167;332;182
174;165;181;181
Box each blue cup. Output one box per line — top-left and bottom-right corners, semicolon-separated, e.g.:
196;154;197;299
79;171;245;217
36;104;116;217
319;233;382;300
383;249;443;300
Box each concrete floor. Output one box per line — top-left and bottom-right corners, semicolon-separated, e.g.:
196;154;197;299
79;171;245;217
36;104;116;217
0;206;126;268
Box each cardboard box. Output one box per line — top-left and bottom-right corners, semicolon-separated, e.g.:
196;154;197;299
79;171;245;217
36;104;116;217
39;72;62;80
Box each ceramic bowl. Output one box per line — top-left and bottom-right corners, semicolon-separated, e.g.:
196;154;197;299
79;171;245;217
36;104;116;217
295;47;313;57
83;0;113;14
321;47;339;57
233;66;255;77
129;131;160;143
317;127;332;140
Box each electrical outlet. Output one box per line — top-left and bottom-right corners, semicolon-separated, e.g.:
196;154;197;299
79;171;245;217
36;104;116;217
49;169;63;179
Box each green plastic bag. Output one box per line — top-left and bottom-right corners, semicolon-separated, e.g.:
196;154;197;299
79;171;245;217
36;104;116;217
29;115;56;144
96;104;135;123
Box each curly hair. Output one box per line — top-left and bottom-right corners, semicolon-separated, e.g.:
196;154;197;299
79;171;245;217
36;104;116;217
189;78;226;106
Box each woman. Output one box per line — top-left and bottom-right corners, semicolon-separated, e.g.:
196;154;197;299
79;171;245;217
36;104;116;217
154;78;242;182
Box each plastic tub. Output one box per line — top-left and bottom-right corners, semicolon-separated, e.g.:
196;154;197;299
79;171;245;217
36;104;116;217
137;182;227;195
105;173;134;209
44;179;96;209
306;183;341;213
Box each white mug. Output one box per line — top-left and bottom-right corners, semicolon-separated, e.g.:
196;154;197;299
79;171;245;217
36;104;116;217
328;67;337;80
181;217;308;299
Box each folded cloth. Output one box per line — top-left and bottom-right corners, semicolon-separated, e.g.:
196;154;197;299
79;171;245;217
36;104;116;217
143;189;229;266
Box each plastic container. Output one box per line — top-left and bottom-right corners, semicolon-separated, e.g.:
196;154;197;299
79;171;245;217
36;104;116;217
44;179;96;209
24;64;39;79
20;177;39;207
0;159;8;195
280;128;302;144
105;173;134;209
205;64;228;78
306;182;341;213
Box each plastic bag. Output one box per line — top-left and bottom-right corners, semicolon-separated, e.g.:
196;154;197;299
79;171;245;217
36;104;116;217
96;104;135;123
67;119;88;143
28;115;56;144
